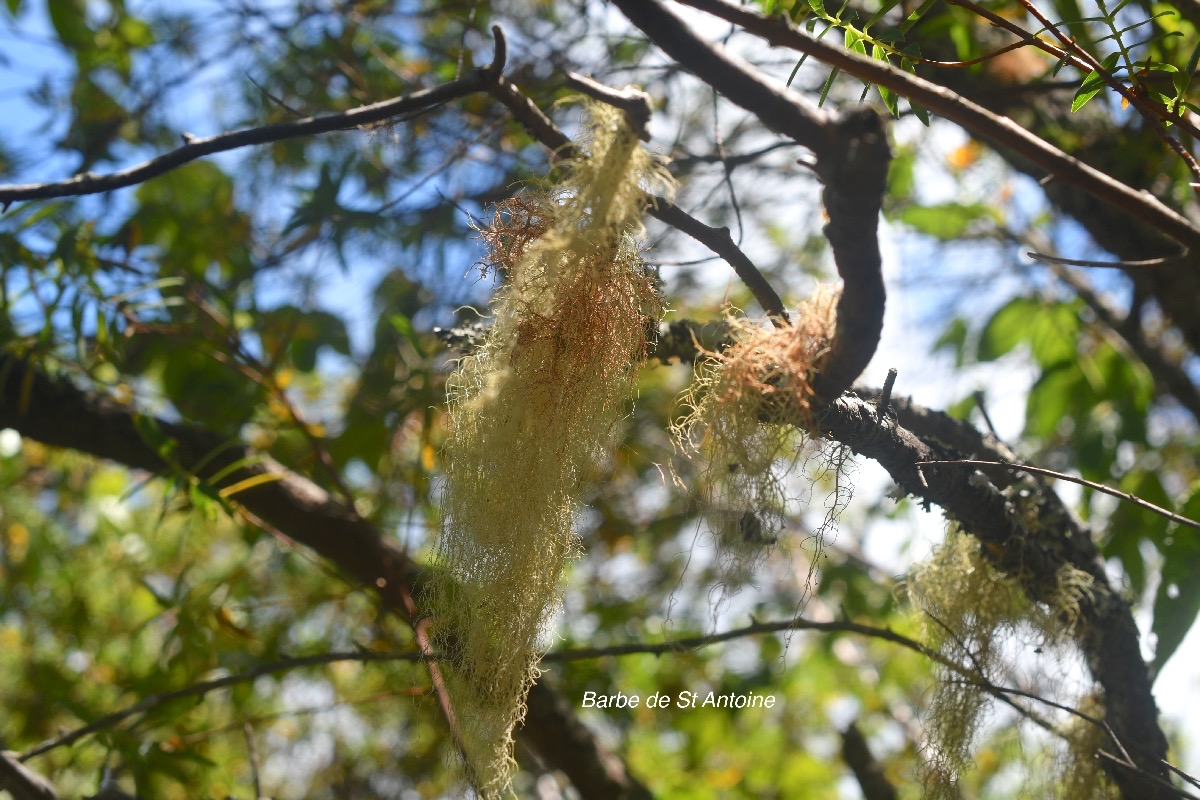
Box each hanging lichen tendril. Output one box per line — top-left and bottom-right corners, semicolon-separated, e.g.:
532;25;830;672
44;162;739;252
428;99;673;798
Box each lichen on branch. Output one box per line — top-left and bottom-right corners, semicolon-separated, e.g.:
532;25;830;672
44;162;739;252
904;526;1104;799
673;286;841;598
427;99;672;798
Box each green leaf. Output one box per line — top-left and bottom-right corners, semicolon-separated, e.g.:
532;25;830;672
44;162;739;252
873;45;899;117
886;145;916;202
188;482;221;521
1024;362;1082;438
899;0;941;33
1111;470;1172;551
116;15;155;48
807;0;826;17
1072;52;1120;112
1102;514;1146;594
1187;38;1200;78
160;348;261;431
977;297;1079;367
933;317;968;367
844;28;867;56
260;306;351;372
898;201;992;240
1151;487;1200;678
48;0;91;49
864;0;903;30
1028;301;1082;368
818;67;839;107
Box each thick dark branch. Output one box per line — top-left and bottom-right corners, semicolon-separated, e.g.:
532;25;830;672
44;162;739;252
0;752;58;800
522;680;654;800
817;390;1171;799
612;0;890;398
675;0;1200;253
840;723;898;800
611;0;833;155
0;354;652;800
0;33;508;205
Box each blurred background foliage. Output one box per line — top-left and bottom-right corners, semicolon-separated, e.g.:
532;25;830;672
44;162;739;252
0;0;1198;797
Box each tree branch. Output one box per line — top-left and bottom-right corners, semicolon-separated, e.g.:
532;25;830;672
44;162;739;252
814;390;1172;799
0;34;509;207
840;723;898;800
20;651;428;761
0;752;59;800
612;0;890;400
916;459;1200;530
0;353;652;800
674;0;1200;254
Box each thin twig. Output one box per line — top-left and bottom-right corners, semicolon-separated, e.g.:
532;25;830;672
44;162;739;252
1097;751;1200;800
971;390;999;439
243;724;262;800
1006;0;1200;182
1164;760;1200;791
1028;250;1189;269
710;89;746;244
877;367;897;420
914;459;1200;530
541;615;944;663
0;30;509;206
18;650;429;761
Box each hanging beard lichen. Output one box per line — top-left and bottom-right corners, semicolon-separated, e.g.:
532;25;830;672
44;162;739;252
429;100;672;798
673;286;840;598
903;526;1101;799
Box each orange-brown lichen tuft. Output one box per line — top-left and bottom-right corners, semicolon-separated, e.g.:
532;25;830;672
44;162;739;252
673;286;840;595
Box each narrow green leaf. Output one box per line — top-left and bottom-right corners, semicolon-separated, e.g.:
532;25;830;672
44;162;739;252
873;45;899;116
818;67;839;107
1172;68;1189;98
864;0;903;30
899;0;940;34
1187;38;1200;78
1072;52;1119;112
786;56;807;87
807;0;826;17
1127;30;1183;49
